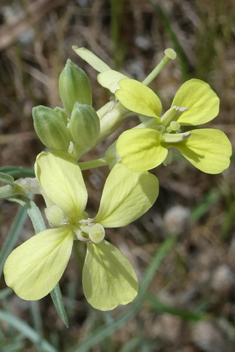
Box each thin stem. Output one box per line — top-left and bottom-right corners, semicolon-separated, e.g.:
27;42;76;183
142;48;176;86
78;157;108;171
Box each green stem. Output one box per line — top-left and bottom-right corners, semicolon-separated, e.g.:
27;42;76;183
142;48;176;86
78;157;108;171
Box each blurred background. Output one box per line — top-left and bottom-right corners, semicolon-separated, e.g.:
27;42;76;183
0;0;235;351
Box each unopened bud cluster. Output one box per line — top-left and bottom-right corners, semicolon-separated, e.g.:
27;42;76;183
33;59;102;159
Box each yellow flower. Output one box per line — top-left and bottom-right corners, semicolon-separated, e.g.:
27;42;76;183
4;151;159;310
116;79;232;174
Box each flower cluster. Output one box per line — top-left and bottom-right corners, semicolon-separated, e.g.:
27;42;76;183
2;47;232;312
4;151;158;310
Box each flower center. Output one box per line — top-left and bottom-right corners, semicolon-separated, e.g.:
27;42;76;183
75;218;105;244
160;105;188;128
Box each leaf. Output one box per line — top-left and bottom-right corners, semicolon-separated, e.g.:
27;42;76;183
115;79;162;117
174;129;232;174
8;195;46;234
0;204;28;279
83;240;138;311
116;128;168;172
172;79;220;125
0;172;14;185
50;283;69;328
0;310;57;352
0;166;35;178
4;228;73;300
35;151;88;219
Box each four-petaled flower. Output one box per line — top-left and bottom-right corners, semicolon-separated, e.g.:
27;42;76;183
115;79;232;173
4;151;159;310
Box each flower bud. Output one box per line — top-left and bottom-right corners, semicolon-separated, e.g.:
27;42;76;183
54;107;68;125
32;106;70;152
69;102;100;149
59;59;92;115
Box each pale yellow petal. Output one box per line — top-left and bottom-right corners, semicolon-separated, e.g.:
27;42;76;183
172;79;220;125
174;129;232;174
97;70;128;93
83;240;138;310
117;129;168;172
35;151;87;219
115;79;162;117
72;46;111;72
95;162;159;227
4;228;73;300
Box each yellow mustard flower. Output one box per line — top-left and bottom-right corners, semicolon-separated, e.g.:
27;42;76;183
116;79;232;173
4;151;159;311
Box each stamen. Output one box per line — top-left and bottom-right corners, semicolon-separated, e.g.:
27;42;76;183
161;131;191;144
161;106;188;127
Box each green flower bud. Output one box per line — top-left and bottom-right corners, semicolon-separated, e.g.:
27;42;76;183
59;59;92;115
54;107;68;125
32;106;70;152
70;102;100;150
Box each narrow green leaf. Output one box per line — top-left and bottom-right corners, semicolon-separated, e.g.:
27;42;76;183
119;338;144;352
0;204;28;279
8;196;46;234
0;184;15;199
0;166;35;178
146;293;204;322
50;284;69;328
219;199;235;242
0;288;12;300
2;340;24;352
138;237;176;297
30;301;43;337
0;172;14;185
0;310;57;352
148;0;189;80
191;190;220;221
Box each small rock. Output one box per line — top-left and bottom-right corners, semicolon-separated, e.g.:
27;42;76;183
163;205;191;236
134;36;151;51
192;321;228;352
152;313;182;342
126;59;145;81
212;264;235;292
